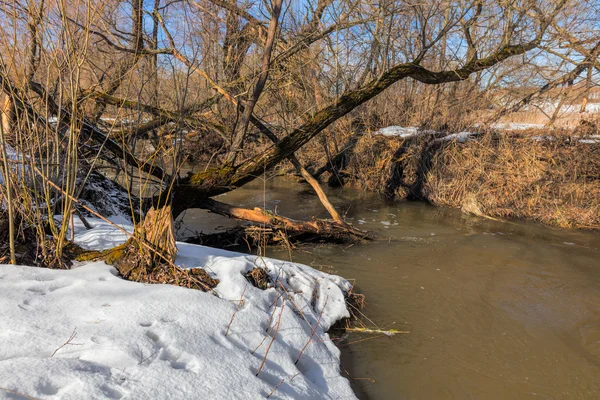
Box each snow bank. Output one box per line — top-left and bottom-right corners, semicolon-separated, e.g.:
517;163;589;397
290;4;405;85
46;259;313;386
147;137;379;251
372;123;552;139
372;126;443;138
488;123;546;131
437;131;473;143
372;126;420;137
0;219;356;399
579;138;600;144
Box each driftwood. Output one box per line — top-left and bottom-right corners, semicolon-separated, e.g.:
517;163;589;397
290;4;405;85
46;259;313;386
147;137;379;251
199;198;370;242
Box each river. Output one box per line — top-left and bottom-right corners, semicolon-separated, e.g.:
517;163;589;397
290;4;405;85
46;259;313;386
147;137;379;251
179;177;600;399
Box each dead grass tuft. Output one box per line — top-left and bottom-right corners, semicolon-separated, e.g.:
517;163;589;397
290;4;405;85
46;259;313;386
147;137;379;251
246;267;271;290
346;288;367;321
0;213;74;268
344;135;404;194
77;206;219;292
146;266;219;291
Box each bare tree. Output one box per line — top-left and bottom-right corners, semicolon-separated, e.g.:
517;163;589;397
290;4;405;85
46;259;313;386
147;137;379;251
1;0;596;251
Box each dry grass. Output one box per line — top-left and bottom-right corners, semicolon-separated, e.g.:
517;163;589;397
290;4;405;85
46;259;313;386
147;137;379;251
329;128;600;230
246;267;271;290
344;135;403;193
0;212;76;268
342;135;415;198
76;206;219;291
124;256;220;292
425;132;600;229
345;287;367;322
81;242;220;291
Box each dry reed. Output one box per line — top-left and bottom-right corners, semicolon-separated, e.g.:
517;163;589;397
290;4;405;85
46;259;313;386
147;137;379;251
425;132;600;229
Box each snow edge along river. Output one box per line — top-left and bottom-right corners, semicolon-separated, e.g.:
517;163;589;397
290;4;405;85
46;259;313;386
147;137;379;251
0;218;357;399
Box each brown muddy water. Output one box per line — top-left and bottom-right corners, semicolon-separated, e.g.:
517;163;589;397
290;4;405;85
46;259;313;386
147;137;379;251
179;178;600;400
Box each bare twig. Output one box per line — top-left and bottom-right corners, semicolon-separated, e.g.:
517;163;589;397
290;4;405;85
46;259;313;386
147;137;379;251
225;287;246;336
0;386;39;400
266;373;300;398
50;328;82;357
256;300;285;376
295;296;328;365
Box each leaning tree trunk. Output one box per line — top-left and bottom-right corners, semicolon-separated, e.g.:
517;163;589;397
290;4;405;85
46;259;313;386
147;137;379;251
169;38;547;208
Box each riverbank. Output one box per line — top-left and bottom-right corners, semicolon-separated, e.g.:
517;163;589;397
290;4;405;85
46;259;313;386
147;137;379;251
0;218;357;399
315;126;600;230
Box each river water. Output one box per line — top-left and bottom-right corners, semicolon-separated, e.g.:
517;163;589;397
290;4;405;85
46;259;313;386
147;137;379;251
180;178;600;399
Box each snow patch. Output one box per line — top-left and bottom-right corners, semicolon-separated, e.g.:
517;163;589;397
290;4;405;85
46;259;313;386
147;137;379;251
373;126;420;137
438;131;473;143
0;218;356;399
0;143;25;185
489;123;546;131
579;139;600;144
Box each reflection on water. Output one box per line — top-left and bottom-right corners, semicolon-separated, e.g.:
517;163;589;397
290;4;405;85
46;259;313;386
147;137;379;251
181;178;600;399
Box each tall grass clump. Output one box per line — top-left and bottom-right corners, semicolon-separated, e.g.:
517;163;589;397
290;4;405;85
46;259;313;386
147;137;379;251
424;132;600;229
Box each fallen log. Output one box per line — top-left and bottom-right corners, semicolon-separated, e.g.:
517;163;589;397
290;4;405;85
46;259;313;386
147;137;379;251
198;198;372;243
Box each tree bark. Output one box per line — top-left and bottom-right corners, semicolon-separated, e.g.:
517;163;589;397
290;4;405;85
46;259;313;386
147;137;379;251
199;198;368;241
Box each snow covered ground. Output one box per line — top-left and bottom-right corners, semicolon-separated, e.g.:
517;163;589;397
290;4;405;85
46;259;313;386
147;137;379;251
373;126;419;138
487;122;546;131
372;126;420;137
0;219;356;399
534;101;600;114
372;126;475;143
372;124;600;145
372;123;552;138
436;132;473;143
372;126;440;138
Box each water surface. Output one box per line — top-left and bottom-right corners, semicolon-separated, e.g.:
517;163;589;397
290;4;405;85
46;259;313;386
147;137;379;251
181;178;600;399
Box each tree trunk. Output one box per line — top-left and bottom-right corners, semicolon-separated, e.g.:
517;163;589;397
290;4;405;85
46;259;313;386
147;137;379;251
199;198;368;242
111;206;177;280
174;39;542;207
